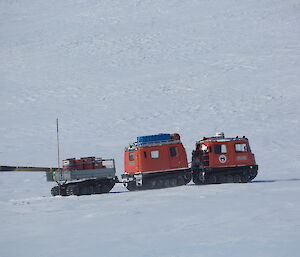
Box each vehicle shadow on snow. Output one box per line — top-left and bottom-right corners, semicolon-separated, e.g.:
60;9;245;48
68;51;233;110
251;178;300;183
108;178;300;193
109;191;128;194
186;178;300;186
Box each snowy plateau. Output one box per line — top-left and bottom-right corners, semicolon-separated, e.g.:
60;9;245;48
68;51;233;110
0;0;300;257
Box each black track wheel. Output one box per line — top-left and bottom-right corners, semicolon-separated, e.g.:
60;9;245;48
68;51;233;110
156;179;164;189
183;172;192;184
126;181;137;191
226;175;234;183
88;186;95;194
233;174;241;183
94;184;102;194
170;178;177;187
249;169;258;180
51;186;59;196
241;172;250;183
218;175;226;183
148;179;157;189
208;175;217;184
101;183;112;193
164;179;170;188
104;181;115;193
192;171;202;185
51;185;67;196
177;176;185;186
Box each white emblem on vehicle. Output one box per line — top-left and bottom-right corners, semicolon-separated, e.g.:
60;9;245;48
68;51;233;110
219;155;227;163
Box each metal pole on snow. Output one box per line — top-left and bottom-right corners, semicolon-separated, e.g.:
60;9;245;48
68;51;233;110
56;118;62;194
56;118;60;171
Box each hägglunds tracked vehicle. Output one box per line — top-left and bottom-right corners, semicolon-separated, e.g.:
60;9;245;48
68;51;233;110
122;133;192;191
191;132;258;185
50;157;117;196
0;157;117;196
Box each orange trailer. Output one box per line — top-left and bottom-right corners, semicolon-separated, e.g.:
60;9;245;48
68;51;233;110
122;133;191;190
192;132;258;184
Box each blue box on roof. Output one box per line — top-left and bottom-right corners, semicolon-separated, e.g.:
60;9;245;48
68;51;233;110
137;133;171;144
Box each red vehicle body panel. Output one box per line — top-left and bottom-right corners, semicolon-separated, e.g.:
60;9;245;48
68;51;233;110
124;142;188;174
195;138;256;168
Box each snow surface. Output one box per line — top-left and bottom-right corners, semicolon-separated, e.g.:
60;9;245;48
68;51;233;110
0;0;300;256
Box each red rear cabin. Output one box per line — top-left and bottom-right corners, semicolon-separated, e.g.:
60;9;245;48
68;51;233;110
122;133;191;190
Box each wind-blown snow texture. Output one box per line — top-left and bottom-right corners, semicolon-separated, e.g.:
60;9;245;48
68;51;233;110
0;1;299;256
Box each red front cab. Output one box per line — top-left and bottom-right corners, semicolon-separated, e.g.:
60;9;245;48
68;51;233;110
194;133;257;169
124;133;188;174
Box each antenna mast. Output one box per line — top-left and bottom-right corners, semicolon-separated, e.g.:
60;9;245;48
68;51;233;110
56;118;61;170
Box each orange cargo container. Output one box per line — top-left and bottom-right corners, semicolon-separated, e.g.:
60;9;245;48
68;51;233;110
80;157;95;170
75;159;84;170
62;158;76;170
62;157;97;171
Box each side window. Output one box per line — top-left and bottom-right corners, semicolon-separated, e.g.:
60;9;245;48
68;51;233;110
129;152;134;161
221;144;227;154
201;144;208;152
214;144;227;154
169;147;177;157
235;143;248;152
144;151;147;158
151;150;159;159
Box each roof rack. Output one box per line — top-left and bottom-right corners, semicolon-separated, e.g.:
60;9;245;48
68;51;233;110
125;139;181;151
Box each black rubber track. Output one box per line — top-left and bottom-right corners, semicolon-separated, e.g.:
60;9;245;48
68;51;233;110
126;170;192;191
51;178;116;196
192;165;258;185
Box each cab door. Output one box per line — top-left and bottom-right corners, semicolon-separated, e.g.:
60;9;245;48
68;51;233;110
125;150;139;174
213;143;228;167
169;146;179;169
